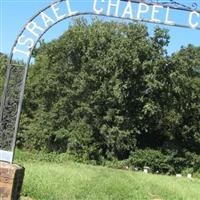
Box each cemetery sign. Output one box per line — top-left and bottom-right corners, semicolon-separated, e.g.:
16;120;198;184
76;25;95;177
1;0;200;163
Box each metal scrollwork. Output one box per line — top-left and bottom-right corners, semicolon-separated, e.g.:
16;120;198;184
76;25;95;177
0;64;25;152
140;0;200;11
191;2;198;10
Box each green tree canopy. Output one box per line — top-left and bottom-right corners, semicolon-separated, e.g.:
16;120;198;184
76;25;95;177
15;19;200;164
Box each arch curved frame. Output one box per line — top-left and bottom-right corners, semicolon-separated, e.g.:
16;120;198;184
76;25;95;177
0;0;199;163
1;0;141;163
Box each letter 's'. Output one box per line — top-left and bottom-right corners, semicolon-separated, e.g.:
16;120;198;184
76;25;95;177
26;22;44;37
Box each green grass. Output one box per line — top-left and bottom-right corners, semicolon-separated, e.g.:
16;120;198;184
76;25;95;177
14;151;200;200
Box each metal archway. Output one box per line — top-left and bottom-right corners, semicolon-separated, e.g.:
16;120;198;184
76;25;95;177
0;0;200;163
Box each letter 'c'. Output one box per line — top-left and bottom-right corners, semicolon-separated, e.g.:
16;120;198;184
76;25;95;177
189;11;199;29
93;0;104;14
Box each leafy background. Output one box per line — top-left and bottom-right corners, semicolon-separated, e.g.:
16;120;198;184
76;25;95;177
1;19;200;174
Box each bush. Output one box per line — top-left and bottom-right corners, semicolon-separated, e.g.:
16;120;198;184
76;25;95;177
126;149;200;175
127;149;174;174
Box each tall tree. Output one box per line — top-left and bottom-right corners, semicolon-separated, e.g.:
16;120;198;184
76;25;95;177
17;19;200;162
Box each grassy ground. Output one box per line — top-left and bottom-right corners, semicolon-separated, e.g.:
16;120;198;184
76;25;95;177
14;151;200;200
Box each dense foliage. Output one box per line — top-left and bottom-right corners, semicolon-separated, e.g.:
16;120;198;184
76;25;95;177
0;53;6;93
1;19;200;173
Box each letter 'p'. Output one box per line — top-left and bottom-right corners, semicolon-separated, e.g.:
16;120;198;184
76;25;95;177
137;3;149;19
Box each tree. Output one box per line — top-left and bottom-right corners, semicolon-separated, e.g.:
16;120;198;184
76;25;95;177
0;53;7;95
17;19;200;165
166;45;200;153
